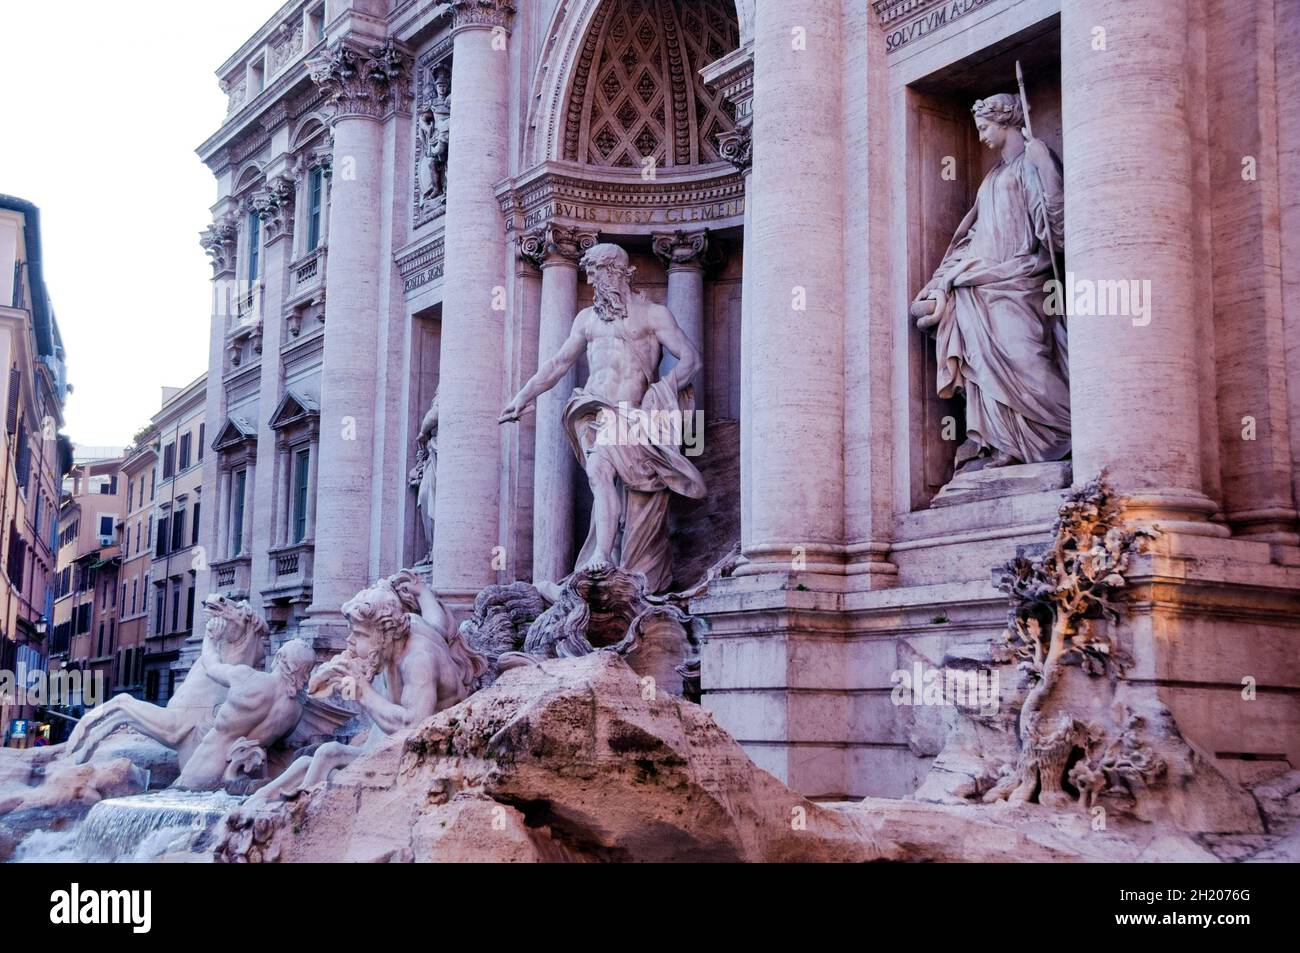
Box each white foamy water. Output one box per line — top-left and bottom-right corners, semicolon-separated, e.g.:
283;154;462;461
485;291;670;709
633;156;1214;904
11;790;242;863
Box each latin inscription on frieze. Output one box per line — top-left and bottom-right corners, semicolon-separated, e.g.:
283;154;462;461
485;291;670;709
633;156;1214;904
879;0;999;53
522;198;745;232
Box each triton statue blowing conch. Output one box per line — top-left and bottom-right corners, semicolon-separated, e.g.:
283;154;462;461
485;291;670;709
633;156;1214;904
911;83;1070;476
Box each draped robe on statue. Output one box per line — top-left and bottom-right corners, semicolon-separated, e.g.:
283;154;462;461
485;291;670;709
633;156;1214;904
923;145;1071;463
562;371;706;595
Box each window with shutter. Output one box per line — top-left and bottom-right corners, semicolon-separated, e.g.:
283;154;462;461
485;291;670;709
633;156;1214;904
6;367;19;434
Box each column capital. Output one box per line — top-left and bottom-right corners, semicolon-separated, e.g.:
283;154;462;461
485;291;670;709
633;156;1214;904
308;36;410;121
652;229;710;272
250;174;296;244
519;223;597;270
446;0;516;35
715;125;752;174
199;215;238;278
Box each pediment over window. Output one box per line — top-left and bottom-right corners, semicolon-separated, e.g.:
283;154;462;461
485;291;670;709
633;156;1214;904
268;389;320;431
212;414;258;452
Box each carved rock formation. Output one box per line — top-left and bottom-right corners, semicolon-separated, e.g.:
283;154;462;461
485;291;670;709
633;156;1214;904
216;652;1143;863
915;476;1264;835
461;567;703;699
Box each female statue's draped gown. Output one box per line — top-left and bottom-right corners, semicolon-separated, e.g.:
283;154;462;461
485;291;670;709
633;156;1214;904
925;144;1071;464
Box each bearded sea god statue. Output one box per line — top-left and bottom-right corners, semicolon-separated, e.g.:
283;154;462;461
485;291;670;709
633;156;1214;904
499;243;706;593
911;91;1070;476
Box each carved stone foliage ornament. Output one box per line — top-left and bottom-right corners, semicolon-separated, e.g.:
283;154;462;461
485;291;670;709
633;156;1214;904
914;476;1260;833
518;223;598;269
200;216;238;276
250;174;296;242
983;476;1158;805
308;38;408;120
447;0;516;32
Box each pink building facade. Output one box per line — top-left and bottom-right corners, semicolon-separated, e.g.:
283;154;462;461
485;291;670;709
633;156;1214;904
196;0;1300;798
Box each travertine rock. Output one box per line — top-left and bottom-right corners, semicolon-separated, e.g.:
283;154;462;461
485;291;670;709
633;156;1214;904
215;652;1207;863
0;749;147;862
917;479;1264;835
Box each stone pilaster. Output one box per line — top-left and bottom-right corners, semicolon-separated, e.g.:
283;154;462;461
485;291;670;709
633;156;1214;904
519;224;596;584
303;35;409;646
250;174;294;603
197;215;237;602
430;2;514;598
1061;0;1224;535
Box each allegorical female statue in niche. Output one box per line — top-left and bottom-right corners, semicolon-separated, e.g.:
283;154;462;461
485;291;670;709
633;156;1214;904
911;92;1070;475
408;388;438;563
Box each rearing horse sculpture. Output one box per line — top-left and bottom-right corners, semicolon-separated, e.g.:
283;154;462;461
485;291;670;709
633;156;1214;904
64;594;268;767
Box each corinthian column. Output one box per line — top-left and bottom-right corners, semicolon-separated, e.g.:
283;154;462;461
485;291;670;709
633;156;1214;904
302;36;408;644
652;229;709;410
520;224;595;584
430;0;514;597
737;2;846;575
1061;1;1222;535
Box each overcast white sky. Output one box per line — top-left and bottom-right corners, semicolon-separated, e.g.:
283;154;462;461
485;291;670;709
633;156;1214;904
0;0;281;449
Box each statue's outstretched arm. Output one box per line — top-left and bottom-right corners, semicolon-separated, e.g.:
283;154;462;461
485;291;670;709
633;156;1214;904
501;315;586;422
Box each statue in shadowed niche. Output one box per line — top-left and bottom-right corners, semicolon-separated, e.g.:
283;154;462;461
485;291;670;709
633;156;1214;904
911;91;1070;476
408;388;438;564
416;66;451;208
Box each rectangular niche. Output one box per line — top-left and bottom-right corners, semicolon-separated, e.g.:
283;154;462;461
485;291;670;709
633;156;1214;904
902;16;1062;511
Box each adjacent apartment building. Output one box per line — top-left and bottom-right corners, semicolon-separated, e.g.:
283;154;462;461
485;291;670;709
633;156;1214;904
145;376;207;696
49;457;124;703
0;195;71;744
45;376;208;712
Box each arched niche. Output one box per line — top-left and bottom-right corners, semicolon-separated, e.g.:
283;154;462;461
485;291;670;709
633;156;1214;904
525;0;743;172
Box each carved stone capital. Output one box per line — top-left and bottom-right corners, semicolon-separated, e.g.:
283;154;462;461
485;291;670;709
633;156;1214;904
307;144;333;178
715;126;752;174
447;0;516;34
308;37;408;121
652;229;710;271
251;175;297;243
200;216;239;277
519;224;598;269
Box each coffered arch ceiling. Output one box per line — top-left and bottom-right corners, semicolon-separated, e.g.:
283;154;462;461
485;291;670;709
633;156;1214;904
562;0;741;170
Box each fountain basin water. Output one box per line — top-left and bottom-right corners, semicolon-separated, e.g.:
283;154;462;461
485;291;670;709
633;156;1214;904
12;790;242;863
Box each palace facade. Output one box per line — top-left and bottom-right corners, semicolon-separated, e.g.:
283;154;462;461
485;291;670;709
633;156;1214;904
196;0;1300;799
